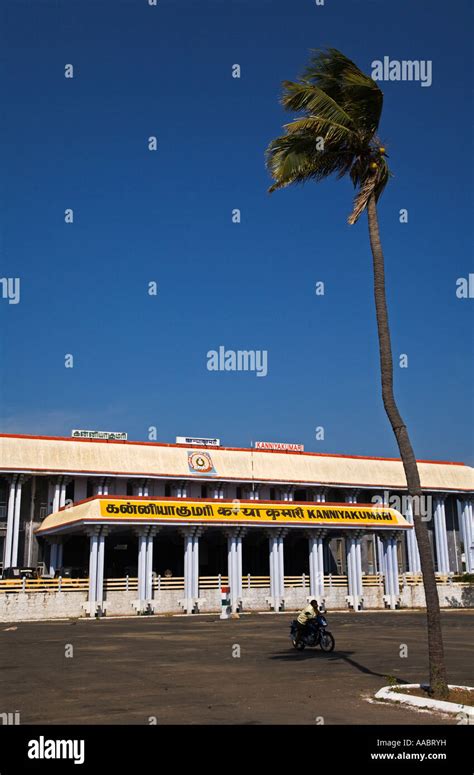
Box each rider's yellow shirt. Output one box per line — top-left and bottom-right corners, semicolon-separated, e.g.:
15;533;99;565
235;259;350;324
297;605;317;625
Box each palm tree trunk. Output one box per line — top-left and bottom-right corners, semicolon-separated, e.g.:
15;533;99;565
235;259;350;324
367;194;448;698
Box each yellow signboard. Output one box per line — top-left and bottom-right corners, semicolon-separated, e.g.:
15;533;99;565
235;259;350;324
99;499;409;528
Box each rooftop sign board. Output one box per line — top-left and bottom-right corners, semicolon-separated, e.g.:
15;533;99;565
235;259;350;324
72;430;128;441
255;441;304;452
176;436;220;447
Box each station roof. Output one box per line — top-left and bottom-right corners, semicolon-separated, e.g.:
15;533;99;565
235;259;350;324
36;495;412;536
1;434;473;492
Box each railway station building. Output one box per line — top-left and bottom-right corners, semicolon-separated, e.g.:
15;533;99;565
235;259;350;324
0;433;473;620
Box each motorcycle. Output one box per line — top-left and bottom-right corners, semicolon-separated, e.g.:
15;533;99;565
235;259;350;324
290;608;335;652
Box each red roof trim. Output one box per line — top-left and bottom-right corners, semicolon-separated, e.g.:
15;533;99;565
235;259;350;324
0;433;467;466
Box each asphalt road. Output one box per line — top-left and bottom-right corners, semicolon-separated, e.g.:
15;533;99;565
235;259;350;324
0;610;472;725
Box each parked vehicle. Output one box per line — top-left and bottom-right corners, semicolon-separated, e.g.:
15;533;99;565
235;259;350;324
2;566;37;580
54;567;87;579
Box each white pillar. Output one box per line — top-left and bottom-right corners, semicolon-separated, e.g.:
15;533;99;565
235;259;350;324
227;530;238;611
308;531;325;599
57;541;64;570
405;498;421;573
88;532;99;613
3;477;18;569
59;479;67;508
277;531;285;603
382;537;393;603
355;535;363;597
96;531;106;610
434;497;450;573
237;530;244;599
390;538;399;598
377;537;385;575
145;531;154;601
10;477;23;568
137;531;148;605
183;530;193;612
227;529;244;612
458;499;473;573
268;531;282;610
192;530;200;599
52;479;61;513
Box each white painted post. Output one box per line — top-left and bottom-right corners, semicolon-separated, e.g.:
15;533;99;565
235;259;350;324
236;529;244;601
11;478;23;568
278;531;285;607
146;531;154;602
434;498;450;574
184;530;193;613
3;477;17;569
96;531;106;613
192;531;199;600
88;532;99;615
405;499;421;573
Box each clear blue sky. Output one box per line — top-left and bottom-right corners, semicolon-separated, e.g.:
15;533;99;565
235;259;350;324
0;0;473;464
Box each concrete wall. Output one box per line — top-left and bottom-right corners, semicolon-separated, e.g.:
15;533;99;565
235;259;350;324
0;591;88;622
0;584;472;622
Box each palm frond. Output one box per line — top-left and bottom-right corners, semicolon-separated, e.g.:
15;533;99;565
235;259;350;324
281;81;355;129
283;116;353;146
266;133;353;191
266;48;391;210
300;48;383;140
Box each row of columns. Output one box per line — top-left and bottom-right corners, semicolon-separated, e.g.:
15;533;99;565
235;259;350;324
76;526;406;617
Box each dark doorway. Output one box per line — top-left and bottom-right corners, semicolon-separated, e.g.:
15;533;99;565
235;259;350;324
199;531;226;576
284;532;309;575
242;530;268;575
154;530;184;577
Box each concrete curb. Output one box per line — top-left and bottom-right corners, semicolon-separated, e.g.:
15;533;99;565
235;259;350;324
375;683;474;719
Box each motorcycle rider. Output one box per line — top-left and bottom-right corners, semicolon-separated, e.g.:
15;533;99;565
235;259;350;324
294;599;319;645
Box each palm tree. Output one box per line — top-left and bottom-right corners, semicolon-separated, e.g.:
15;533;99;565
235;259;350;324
266;48;448;698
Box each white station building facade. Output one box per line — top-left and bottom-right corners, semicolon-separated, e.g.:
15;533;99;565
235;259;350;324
0;433;473;617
